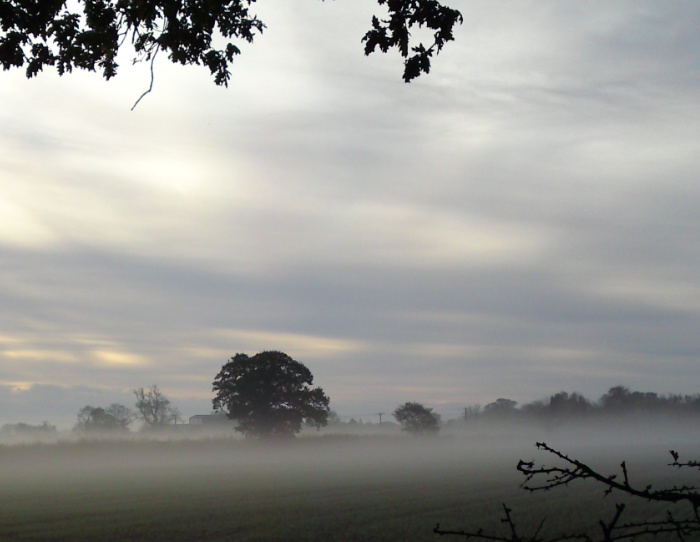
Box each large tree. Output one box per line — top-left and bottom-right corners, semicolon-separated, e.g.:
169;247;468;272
212;351;330;438
0;1;462;90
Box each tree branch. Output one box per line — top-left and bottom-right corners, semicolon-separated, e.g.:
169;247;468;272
131;44;160;110
436;443;700;542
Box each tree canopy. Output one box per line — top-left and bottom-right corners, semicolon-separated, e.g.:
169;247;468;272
0;0;463;88
74;403;135;432
212;351;330;438
482;397;518;417
393;401;440;435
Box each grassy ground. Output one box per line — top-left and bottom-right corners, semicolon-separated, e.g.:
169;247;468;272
0;435;695;541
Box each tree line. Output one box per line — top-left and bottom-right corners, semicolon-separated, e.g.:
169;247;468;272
72;384;183;433
459;386;700;427
66;351;331;437
4;352;698;439
4;350;700;541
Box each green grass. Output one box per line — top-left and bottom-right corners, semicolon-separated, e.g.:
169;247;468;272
0;436;693;541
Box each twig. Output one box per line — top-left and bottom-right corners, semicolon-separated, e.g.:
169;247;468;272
131;45;159;110
437;443;700;542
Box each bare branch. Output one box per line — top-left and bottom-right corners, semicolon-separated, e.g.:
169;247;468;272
437;443;700;542
517;442;700;509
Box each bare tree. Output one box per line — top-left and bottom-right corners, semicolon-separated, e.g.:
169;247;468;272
133;385;181;428
434;442;700;541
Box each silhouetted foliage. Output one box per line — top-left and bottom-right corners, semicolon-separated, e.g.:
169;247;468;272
598;385;665;414
476;386;700;428
521;391;593;423
362;0;463;82
435;442;700;541
548;391;592;415
483;398;519;418
74;403;135;432
212;351;330;439
0;0;462;92
393;401;440;435
133;384;181;428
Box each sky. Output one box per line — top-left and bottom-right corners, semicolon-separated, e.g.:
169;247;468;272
1;1;700;429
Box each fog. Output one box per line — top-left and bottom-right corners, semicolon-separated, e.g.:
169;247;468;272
3;418;699;490
2;421;699;541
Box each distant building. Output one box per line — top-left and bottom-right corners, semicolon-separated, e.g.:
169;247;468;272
188;413;233;426
188;415;208;425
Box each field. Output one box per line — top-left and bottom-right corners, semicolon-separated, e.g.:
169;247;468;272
1;430;698;541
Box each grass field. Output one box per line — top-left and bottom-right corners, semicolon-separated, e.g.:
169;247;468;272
0;433;697;541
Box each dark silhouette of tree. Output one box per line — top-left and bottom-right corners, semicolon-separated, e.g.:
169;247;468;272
133;384;181;428
362;0;463;82
212;351;330;439
521;391;593;423
479;387;700;426
434;442;700;541
105;402;137;428
548;391;592;416
483;398;518;418
393;401;440;435
0;0;463;97
74;403;135;432
599;385;633;412
598;385;663;415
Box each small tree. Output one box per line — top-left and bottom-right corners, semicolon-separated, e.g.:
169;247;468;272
483;398;518;416
547;391;592;418
212;351;330;439
393;402;441;435
74;404;134;432
133;385;181;428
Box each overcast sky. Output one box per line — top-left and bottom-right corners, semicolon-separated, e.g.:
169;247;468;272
1;1;699;429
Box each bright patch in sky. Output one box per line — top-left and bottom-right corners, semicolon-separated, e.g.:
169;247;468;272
91;350;148;367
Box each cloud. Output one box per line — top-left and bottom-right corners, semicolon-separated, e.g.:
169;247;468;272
0;384;131;429
1;1;700;425
212;329;364;360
